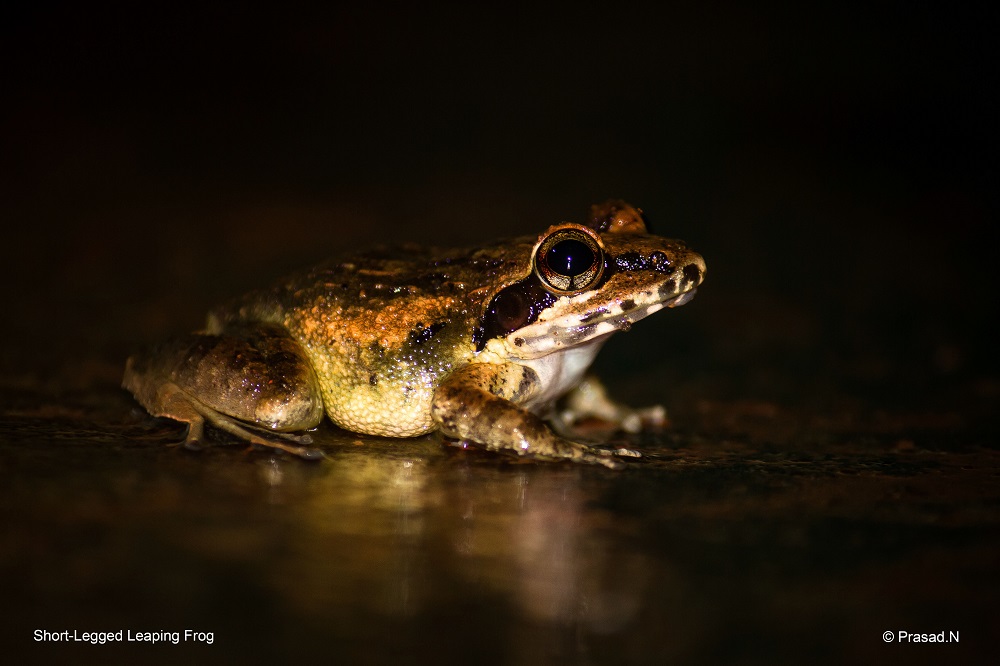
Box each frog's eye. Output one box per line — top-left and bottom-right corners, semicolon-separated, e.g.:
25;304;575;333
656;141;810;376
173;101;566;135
534;227;605;294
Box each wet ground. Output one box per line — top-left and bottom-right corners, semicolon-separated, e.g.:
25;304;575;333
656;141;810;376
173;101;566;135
3;4;998;664
3;365;997;665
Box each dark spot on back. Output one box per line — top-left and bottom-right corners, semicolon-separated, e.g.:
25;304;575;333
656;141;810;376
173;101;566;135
369;373;378;386
409;321;448;345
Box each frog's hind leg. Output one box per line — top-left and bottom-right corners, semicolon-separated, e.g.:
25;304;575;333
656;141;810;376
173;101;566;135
123;324;326;460
148;381;322;459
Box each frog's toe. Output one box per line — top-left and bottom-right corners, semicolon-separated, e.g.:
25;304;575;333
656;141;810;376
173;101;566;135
294;447;325;461
166;435;203;451
240;422;314;446
181;435;204;452
619;413;643;434
578;446;642;468
162;415;206;451
635;405;667;429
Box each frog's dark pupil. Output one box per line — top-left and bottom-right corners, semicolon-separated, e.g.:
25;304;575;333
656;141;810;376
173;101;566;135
546;239;594;277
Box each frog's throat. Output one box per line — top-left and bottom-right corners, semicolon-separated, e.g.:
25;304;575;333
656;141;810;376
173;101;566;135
500;288;697;360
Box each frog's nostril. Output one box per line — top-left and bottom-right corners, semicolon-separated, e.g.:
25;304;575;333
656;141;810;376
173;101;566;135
682;263;702;286
649;251;670;271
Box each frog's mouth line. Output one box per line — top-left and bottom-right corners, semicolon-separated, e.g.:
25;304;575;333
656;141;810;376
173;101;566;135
664;289;697;308
504;287;698;359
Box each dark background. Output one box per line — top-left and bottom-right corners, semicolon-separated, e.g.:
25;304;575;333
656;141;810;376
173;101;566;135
2;3;998;664
3;2;996;398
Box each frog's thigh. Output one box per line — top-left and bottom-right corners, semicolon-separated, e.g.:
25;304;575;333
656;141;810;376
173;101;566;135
431;363;621;468
124;326;324;441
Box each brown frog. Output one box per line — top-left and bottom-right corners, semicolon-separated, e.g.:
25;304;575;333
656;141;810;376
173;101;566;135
124;201;706;468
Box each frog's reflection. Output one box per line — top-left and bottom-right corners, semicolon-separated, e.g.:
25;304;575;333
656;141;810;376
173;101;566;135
281;449;648;631
449;465;648;630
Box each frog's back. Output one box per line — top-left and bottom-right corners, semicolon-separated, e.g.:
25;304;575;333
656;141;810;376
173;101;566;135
207;241;530;437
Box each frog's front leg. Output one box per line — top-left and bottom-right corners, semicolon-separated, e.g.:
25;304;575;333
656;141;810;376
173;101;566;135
123;324;325;459
431;363;632;469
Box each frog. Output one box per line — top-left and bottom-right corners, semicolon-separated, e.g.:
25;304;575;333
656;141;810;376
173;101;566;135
123;200;705;468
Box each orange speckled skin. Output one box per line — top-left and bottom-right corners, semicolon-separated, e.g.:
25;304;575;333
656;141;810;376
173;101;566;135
206;239;537;437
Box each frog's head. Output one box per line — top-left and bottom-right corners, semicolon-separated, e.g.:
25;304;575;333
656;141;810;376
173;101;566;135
474;201;706;359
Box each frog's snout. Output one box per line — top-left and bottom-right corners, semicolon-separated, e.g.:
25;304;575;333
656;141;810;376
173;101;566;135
682;254;707;289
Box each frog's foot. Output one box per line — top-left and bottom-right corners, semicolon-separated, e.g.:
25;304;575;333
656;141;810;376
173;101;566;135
604;445;644;458
154;382;324;460
560;376;667;434
569;443;644;466
203;412;323;461
485;436;632;470
542;442;641;469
